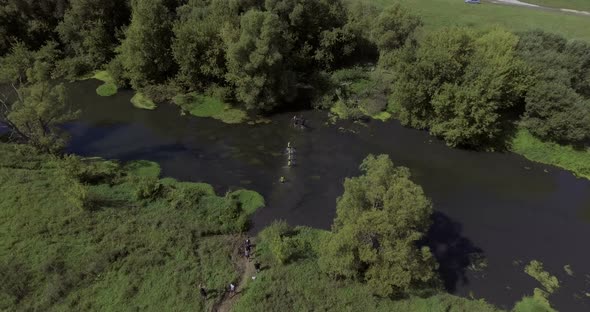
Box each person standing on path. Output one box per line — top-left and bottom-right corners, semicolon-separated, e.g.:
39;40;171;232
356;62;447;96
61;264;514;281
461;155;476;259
229;283;236;297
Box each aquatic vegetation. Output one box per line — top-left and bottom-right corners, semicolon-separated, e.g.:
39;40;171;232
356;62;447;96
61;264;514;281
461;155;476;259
525;260;560;294
564;264;574;276
512;288;556;312
511;129;590;180
131;92;157;110
231;190;265;215
173;92;247;124
92;70;118;97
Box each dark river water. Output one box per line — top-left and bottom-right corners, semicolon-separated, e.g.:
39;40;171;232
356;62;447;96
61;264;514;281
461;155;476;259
65;80;590;311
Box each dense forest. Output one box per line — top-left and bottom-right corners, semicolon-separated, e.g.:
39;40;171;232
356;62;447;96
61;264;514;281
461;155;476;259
0;0;586;311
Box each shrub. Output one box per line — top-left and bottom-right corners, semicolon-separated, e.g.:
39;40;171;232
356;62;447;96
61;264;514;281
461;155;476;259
106;57;128;88
133;176;163;201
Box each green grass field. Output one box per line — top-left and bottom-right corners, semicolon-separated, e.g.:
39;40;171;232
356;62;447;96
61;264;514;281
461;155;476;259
365;0;590;42
511;129;590;180
0;143;264;311
525;0;590;11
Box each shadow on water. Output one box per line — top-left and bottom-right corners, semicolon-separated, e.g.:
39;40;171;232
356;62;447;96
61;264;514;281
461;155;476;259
425;212;483;293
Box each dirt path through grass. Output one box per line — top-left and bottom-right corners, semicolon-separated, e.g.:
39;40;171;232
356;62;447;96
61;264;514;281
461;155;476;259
212;249;256;312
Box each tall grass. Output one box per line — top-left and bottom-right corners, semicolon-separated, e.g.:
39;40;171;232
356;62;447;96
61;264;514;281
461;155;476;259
0;143;263;311
511;130;590;180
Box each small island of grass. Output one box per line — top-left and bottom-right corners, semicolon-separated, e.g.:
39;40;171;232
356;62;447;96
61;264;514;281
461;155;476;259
131;92;157;110
173;92;247;124
92;70;118;97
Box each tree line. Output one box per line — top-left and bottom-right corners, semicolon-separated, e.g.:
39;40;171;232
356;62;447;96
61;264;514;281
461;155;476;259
1;0;589;151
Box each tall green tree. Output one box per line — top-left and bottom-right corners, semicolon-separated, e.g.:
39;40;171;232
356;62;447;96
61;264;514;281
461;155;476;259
429;29;529;147
56;0;131;71
172;0;240;89
119;0;175;88
372;4;422;53
264;0;352;70
392;28;474;129
521;82;590;143
0;43;79;153
225;10;294;111
0;0;68;55
392;28;529;148
319;154;437;297
517;30;590;144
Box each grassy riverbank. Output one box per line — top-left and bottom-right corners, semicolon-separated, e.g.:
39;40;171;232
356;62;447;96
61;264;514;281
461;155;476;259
367;0;590;41
0;143;264;311
233;226;501;312
511;130;590;180
525;0;590;11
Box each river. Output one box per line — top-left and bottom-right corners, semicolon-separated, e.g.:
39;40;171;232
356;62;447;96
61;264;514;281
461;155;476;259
64;79;590;311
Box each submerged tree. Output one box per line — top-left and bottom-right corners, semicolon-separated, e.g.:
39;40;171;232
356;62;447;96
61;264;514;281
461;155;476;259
319;154;437;297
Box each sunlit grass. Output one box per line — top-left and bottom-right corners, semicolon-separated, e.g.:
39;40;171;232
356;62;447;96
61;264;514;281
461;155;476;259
364;0;590;42
92;70;118;97
131;92;156;110
525;0;590;11
173;92;248;124
511;129;590;180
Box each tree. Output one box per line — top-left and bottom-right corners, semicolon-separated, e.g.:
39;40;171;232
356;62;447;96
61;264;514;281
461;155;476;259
225;10;295;111
0;0;68;55
392;28;529;148
372;4;422;53
118;0;175;88
392;27;474;129
264;0;352;70
172;0;240;89
56;0;131;71
429;29;529;148
517;30;590;143
522;82;590;143
319;154;437;297
0;43;79;153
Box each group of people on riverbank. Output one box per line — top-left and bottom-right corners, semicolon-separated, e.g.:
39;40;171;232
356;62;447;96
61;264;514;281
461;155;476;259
199;237;262;301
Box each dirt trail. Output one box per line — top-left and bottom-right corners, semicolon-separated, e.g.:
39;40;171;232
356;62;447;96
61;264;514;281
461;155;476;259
487;0;590;16
212;250;256;312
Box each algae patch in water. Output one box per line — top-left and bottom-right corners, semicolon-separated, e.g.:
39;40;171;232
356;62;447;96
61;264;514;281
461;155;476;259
131;92;156;110
92;70;118;97
173;92;247;124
